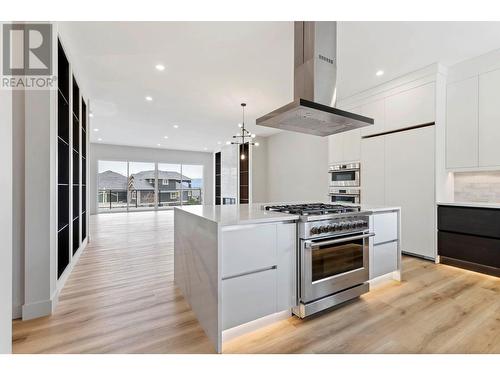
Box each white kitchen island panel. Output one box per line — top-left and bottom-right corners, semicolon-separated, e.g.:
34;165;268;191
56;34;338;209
174;205;298;353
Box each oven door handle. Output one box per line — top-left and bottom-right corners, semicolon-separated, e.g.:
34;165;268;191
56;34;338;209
304;233;375;249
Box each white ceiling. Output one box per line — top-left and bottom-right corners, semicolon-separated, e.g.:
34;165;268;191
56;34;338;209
59;21;500;152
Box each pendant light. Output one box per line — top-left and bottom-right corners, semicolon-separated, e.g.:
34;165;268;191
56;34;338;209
231;103;259;160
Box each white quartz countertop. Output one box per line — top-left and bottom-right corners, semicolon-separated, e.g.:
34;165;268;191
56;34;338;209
175;204;300;226
176;203;401;226
358;204;401;213
437;201;500;209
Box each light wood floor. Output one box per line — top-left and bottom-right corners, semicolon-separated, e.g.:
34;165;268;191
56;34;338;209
13;211;500;354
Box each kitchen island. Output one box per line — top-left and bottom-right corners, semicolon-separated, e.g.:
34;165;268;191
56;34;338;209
174;204;299;353
174;203;402;353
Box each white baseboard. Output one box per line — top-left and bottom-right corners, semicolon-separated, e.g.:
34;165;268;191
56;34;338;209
369;271;401;288
21;237;88;321
12;304;22;320
22;299;53;320
222;310;291;344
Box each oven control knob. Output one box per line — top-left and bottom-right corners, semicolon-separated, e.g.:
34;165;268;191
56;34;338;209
310;227;319;235
326;225;334;232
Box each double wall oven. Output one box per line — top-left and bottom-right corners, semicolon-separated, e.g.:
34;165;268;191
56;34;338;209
329;163;361;205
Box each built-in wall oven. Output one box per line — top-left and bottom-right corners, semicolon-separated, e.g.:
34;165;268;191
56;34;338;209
329;188;360;204
295;214;373;318
329;163;360;187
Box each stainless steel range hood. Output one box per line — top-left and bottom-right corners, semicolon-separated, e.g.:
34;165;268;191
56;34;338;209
256;21;373;136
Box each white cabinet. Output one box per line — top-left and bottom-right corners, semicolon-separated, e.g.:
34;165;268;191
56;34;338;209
479;69;500;167
446;77;479;168
369;211;399;280
360;137;385;205
328;130;361;164
373;212;398;244
371;242;398;279
222;268;276;330
361;99;385;137
384;126;436;259
221;222;296;330
385;83;435;132
343;129;361;162
327;106;362;164
328;133;344;164
222;224;276;278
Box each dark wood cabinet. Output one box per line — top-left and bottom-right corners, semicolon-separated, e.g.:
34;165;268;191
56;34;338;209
239;143;249;204
215;152;221;205
438;205;500;276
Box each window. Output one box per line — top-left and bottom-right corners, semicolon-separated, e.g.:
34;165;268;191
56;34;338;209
97;160;204;212
98;160;128;212
128;162;156;210
181;164;203;205
158;163;181;207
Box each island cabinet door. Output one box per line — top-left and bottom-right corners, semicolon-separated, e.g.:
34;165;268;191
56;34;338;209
222;268;276;330
221;223;277;278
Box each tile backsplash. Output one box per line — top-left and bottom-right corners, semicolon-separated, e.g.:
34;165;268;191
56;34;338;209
454;171;500;203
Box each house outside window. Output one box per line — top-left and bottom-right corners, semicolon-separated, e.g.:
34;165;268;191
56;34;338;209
170;191;179;199
162;179;168;185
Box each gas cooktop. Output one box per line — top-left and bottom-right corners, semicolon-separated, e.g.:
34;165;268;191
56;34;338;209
265;203;360;216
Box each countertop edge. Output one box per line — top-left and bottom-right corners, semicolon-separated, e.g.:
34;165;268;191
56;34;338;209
437;201;500;209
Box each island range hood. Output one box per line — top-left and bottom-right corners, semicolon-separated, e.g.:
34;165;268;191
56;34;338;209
256;21;373;136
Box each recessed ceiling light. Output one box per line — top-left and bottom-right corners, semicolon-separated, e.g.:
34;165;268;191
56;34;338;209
203;147;208;151
376;70;384;76
157;143;161;147
164;135;169;139
173;124;179;129
93;128;99;132
97;138;102;141
217;141;222;145
89;113;94;118
145;96;153;101
225;141;231;145
155;64;165;71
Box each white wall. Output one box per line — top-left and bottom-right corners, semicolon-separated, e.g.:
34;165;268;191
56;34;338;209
90;143;214;214
0;84;13;353
23;88;56;320
265;132;329;203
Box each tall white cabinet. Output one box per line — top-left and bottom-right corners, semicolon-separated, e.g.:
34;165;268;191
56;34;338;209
335;67;440;260
446;64;500;170
478;69;500;167
384;127;436;259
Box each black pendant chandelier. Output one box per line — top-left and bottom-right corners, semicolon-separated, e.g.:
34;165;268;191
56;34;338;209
230;103;259;158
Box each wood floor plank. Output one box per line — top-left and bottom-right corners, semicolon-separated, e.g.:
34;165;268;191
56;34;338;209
12;210;500;354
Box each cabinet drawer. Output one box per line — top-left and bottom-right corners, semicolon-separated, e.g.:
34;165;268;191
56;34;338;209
372;241;398;279
222;224;276;278
438;231;500;269
222;268;276;330
438;205;500;239
373;212;398;244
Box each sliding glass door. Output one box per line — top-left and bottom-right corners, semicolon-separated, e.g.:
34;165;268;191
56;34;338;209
97;160;204;213
158;163;182;208
181;164;203;205
128;162;156;210
98;160;128;212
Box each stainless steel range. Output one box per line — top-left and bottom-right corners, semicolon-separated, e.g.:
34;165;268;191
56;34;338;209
264;203;373;318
